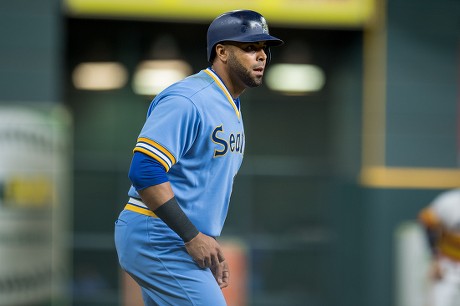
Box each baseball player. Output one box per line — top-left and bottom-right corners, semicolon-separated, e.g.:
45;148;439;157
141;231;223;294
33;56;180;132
418;189;460;306
114;10;283;306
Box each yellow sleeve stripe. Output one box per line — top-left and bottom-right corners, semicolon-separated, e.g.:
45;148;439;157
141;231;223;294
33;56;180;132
133;147;170;171
438;236;460;261
133;137;177;172
137;137;176;164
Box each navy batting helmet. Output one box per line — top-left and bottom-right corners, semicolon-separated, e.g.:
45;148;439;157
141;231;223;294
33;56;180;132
207;10;283;64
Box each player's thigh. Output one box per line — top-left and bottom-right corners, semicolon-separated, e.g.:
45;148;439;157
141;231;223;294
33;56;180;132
139;266;226;306
142;218;226;305
116;213;226;305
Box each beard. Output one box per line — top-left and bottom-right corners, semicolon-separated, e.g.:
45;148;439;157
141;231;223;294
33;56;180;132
227;52;263;88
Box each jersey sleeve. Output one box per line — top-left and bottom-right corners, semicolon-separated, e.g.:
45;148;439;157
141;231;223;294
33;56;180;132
133;95;201;171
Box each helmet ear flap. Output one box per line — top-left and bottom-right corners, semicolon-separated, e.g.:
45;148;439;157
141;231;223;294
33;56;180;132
264;47;272;65
208;45;216;63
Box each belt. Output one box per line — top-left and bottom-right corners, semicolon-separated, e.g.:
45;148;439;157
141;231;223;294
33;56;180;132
124;197;158;218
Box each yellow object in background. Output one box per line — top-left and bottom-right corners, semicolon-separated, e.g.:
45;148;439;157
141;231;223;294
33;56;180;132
64;0;375;28
3;176;53;208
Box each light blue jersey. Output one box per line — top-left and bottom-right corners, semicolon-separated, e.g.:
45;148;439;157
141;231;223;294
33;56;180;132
127;68;244;237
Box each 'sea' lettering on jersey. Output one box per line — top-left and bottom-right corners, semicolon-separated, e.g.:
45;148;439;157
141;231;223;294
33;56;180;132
212;125;244;157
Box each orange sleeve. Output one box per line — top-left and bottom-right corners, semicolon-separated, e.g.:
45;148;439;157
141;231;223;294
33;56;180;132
418;207;441;229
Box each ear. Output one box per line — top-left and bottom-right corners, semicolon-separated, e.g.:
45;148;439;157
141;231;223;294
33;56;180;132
215;44;229;62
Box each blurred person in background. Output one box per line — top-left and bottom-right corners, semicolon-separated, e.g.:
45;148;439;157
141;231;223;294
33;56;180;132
418;189;460;306
114;9;283;306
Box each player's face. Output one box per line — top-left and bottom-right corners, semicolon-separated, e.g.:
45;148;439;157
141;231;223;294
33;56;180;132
226;42;268;88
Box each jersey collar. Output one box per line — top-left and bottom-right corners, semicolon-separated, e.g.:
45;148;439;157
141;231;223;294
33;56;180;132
204;68;240;119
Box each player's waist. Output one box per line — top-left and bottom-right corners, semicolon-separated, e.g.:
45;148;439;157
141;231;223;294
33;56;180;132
124;197;158;218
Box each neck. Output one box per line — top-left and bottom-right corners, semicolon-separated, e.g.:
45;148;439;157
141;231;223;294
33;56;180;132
211;64;245;99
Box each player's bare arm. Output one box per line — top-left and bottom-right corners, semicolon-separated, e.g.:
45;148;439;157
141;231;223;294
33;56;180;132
137;181;174;209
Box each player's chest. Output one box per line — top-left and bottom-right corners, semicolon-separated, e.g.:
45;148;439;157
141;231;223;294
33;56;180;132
198;107;245;159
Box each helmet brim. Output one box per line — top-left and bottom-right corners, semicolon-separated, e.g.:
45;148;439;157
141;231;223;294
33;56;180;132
222;34;284;47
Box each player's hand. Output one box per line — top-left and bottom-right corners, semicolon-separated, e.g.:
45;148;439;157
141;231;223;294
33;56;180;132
430;259;443;280
185;232;225;269
211;260;230;288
